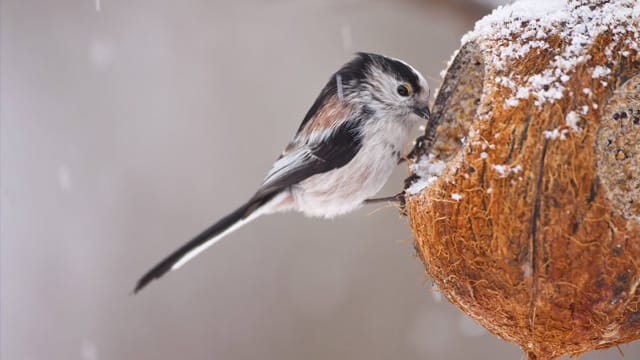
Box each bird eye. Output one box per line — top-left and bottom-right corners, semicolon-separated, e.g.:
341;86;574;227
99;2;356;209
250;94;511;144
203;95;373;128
397;83;411;97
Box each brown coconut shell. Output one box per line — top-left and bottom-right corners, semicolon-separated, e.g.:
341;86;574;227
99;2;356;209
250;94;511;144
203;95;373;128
405;1;640;359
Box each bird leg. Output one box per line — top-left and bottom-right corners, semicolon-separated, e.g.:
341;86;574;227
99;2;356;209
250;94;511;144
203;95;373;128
364;191;406;207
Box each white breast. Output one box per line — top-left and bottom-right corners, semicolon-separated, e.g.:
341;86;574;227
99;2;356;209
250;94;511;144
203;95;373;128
291;118;412;218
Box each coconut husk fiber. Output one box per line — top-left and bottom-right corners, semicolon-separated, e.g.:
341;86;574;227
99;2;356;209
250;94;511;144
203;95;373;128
404;1;640;359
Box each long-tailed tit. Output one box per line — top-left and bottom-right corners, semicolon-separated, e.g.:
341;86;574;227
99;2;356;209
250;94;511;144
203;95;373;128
134;53;430;293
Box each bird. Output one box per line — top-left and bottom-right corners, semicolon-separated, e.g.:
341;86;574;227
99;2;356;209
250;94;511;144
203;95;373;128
133;52;430;293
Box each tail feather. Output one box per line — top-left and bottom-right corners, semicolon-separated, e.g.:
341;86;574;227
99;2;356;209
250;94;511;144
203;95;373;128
133;195;273;294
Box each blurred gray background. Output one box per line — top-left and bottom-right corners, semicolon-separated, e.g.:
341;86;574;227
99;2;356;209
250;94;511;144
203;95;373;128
2;0;639;359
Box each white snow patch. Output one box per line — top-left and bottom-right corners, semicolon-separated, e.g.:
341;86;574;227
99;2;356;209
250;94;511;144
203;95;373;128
516;86;530;99
565;111;581;132
492;164;522;177
480;152;488;159
591;65;611;79
451;193;463;201
543;128;568;140
492;164;508;177
407;154;447;194
504;97;519;107
543;110;582;140
460;0;639;109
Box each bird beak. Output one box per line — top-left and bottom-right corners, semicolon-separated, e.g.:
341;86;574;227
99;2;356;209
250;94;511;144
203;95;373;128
413;105;431;119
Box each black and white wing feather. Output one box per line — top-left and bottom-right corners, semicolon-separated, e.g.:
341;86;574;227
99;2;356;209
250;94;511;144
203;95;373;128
257;118;365;198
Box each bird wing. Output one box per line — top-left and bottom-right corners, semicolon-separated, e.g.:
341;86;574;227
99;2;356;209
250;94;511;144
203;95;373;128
256;116;365;198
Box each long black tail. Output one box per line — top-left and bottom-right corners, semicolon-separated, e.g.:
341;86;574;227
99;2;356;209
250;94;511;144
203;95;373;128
133;196;270;294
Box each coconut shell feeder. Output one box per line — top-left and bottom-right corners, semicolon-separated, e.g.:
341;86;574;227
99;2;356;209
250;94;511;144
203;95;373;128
403;1;640;359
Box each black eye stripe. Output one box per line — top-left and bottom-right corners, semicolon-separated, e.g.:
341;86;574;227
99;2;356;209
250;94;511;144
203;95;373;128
347;53;421;93
366;54;421;93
